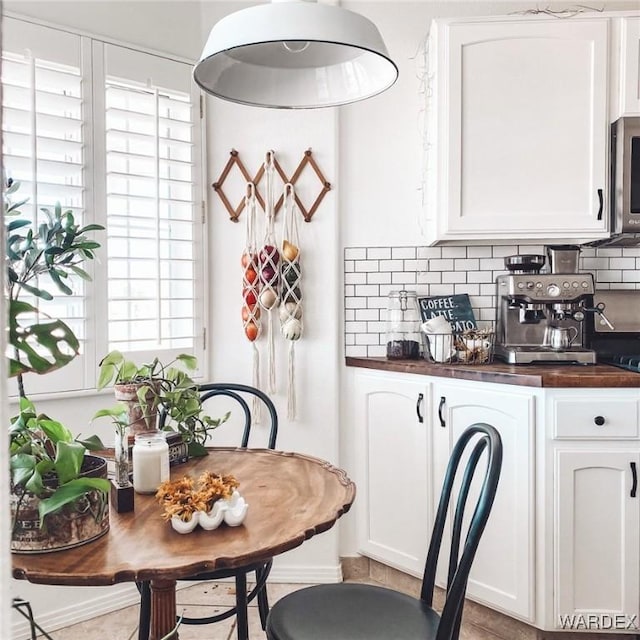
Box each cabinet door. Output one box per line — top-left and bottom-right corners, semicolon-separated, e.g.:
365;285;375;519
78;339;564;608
432;381;535;622
555;449;640;626
429;17;609;244
355;372;431;576
620;16;640;116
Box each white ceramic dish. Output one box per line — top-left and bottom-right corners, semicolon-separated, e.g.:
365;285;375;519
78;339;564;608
169;491;249;533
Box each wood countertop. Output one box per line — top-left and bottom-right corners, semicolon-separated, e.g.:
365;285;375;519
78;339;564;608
346;357;640;388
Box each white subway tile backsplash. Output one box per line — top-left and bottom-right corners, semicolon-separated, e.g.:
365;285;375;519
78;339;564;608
368;345;387;357
467;271;493;284
491;245;519;257
392;247;416;259
609;258;636;269
367;272;392;284
379;259;404;271
345;248;367;260
344;245;640;356
403;259;426;272
367;247;391;260
442;271;467;284
479;258;505;271
417;271;442;284
368;297;388;309
417;247;442;259
356;333;381;345
355;284;380;297
392;272;417;285
345;321;368;334
597;270;623;282
356;309;380;321
456;283;479;295
454;258;480;271
345;272;367;285
429;259;454;271
355;260;380;272
442;247;467;258
467;246;492;258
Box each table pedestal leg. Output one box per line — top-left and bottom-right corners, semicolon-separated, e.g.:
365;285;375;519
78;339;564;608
149;579;177;640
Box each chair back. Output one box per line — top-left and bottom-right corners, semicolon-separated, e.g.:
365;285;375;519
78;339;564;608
421;423;503;640
159;382;278;450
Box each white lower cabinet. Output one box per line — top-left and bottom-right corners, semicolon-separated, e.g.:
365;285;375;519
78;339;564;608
352;370;640;632
432;380;536;622
554;449;640;628
354;370;431;576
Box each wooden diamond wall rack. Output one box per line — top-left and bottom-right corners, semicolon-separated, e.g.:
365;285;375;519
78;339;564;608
212;148;331;223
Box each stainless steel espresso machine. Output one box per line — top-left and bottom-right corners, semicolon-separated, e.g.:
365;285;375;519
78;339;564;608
495;246;600;364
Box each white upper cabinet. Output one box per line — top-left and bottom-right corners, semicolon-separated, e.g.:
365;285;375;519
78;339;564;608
426;16;610;245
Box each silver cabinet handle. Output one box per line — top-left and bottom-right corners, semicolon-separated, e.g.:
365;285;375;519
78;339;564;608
416;393;424;424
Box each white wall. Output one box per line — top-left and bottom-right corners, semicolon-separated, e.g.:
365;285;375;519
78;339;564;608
200;0;343;583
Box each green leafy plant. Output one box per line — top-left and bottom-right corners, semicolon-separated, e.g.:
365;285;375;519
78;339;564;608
97;351;228;457
5;178;104;389
10;397;110;526
5;178;109;528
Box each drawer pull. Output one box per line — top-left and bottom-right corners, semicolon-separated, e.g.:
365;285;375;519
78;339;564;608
593;416;605;427
438;396;446;428
631;462;638;499
416;393;424;424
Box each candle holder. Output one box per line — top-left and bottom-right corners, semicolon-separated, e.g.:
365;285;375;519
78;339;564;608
132;431;170;494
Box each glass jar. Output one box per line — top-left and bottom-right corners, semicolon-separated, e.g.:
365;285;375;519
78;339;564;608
386;290;422;359
132;432;169;494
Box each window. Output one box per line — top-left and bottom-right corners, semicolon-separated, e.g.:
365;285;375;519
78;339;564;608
2;17;205;395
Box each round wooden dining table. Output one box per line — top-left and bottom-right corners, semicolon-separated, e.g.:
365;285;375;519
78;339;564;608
12;448;356;640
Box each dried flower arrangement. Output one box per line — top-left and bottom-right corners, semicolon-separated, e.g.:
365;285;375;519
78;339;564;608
156;471;239;522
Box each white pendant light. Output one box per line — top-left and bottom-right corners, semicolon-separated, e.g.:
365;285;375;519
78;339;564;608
193;0;398;109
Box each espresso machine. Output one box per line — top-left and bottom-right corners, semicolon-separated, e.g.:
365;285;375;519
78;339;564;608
495;246;600;364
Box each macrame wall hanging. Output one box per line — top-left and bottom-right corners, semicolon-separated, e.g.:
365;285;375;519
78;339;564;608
216;149;331;421
279;184;303;419
241;183;262;421
257;151;280;394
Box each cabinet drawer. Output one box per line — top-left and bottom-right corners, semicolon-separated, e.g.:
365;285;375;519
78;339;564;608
553;398;640;439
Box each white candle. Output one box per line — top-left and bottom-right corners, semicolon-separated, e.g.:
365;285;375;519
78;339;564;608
132;432;169;494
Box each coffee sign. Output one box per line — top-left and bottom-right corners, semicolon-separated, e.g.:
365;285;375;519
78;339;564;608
417;294;477;332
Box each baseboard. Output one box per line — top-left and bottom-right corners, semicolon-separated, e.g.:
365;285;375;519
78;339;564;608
12;583;140;640
269;563;343;584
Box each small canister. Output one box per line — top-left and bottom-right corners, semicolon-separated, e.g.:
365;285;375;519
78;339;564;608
385;290;422;359
132;432;170;494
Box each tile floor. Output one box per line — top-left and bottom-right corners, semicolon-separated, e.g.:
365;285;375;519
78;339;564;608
44;579;508;640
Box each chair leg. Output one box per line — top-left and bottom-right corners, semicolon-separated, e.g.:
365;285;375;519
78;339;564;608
137;580;151;640
256;567;270;630
235;572;249;640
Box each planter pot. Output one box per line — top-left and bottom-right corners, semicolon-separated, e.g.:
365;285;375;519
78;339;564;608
114;382;159;436
11;455;110;554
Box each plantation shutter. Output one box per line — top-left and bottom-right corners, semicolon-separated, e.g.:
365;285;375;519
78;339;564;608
1;18;90;394
94;42;204;370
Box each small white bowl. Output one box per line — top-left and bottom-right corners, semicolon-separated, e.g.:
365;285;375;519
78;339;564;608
171;514;199;534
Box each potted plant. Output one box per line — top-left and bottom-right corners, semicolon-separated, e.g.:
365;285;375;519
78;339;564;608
96;352;229;457
5;179;110;552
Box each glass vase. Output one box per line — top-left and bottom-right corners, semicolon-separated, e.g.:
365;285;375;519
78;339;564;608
114;427;131;487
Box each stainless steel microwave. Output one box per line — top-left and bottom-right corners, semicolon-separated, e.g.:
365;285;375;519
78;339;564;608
597;116;640;247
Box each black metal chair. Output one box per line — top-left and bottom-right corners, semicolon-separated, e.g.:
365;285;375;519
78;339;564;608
137;382;279;640
265;422;502;640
